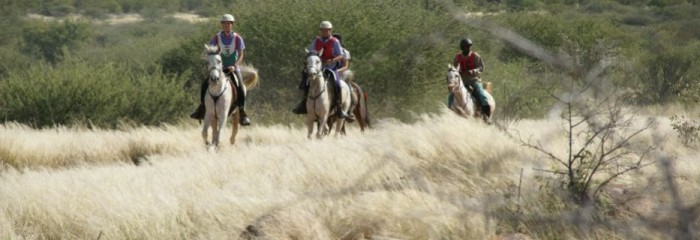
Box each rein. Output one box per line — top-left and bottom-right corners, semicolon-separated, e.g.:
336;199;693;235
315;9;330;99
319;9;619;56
306;66;329;121
207;67;228;118
208;67;229;104
449;70;464;94
307;71;327;100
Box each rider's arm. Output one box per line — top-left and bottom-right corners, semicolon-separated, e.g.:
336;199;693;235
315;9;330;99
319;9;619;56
331;41;344;63
477;54;484;73
338;50;350;73
472;53;484;76
235;36;245;68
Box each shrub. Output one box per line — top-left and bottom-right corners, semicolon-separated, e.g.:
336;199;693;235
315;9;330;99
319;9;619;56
636;39;700;104
670;115;700;146
0;58;192;128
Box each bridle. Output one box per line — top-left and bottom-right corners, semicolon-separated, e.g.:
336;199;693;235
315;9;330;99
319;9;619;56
447;68;464;93
207;52;229;103
306;55;327;100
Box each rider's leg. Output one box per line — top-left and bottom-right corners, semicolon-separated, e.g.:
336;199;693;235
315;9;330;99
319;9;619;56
233;70;251;126
346;87;356;120
471;81;491;118
189;80;207;120
293;70;309;114
447;93;454;109
334;77;348;119
345;80;355;119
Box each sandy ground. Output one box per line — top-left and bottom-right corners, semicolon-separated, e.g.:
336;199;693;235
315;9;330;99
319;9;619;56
26;12;209;24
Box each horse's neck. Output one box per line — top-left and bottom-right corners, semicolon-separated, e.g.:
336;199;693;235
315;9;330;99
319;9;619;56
208;73;228;94
309;74;328;96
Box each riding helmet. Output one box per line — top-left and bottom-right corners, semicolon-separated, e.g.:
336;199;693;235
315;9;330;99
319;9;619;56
460;38;473;49
221;14;235;22
319;21;333;29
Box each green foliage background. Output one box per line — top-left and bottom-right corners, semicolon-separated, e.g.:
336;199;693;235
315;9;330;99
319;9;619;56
0;0;699;128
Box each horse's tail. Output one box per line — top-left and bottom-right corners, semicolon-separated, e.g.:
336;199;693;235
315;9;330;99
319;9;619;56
240;65;260;90
343;69;355;82
354;82;371;129
483;81;492;94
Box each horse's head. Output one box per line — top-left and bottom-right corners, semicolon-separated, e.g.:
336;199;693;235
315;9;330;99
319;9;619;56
204;44;225;84
305;49;323;77
446;64;463;92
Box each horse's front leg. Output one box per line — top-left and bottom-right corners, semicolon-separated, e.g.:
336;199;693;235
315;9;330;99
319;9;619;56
202;115;211;146
230;111;239;145
306;115;315;139
334;119;346;137
211;116;221;147
317;115;329;139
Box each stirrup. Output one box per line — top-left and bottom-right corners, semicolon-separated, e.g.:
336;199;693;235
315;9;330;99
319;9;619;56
240;108;251;126
337;109;349;119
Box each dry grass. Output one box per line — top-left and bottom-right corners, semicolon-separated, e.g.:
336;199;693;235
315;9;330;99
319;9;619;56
0;109;698;239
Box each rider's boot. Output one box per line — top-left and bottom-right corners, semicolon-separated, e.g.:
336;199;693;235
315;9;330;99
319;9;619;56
238;90;250;126
235;75;251;126
292;89;308;114
190;104;205;120
189;80;207;120
335;87;348;119
240;108;251;126
346;96;356;122
481;104;492;123
293;70;309;114
292;99;307;114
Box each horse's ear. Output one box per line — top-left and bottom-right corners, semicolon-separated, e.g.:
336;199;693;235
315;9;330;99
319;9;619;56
448;63;453;69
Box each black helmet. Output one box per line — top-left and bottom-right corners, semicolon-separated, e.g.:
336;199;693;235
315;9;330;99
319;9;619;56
332;33;343;44
460;38;473;49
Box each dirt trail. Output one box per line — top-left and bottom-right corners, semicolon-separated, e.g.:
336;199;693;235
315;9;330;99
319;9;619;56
26;12;209;24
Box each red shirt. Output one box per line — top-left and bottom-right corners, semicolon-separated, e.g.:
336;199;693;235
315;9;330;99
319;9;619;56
454;51;476;74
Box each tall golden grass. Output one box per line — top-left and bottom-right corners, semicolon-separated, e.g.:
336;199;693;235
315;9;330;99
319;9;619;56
0;108;698;239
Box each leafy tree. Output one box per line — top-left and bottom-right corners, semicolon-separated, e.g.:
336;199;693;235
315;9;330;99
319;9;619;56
21;20;92;64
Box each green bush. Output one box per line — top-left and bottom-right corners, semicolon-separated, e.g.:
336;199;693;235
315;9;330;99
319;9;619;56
0;58;192;128
635;39;700;104
671;115;700;146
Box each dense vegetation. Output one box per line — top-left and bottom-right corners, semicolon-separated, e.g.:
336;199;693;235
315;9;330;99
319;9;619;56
0;0;698;128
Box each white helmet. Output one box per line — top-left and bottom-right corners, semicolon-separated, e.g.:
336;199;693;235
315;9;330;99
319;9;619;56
319;21;332;29
221;14;235;22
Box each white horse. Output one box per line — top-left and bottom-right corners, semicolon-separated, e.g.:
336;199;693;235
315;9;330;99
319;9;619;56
447;64;475;118
305;50;351;139
202;45;259;148
447;64;496;123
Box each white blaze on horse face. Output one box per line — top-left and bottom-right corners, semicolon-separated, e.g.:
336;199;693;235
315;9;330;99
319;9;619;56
447;69;460;89
306;54;322;75
209;68;221;82
208;54;222;71
207;54;224;83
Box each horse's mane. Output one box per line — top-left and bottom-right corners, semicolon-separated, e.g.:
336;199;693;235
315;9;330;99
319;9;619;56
204;44;219;55
448;64;458;72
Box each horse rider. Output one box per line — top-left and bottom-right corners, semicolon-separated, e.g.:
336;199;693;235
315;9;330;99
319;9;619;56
453;38;490;118
332;33;355;120
190;13;251;126
292;20;348;119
